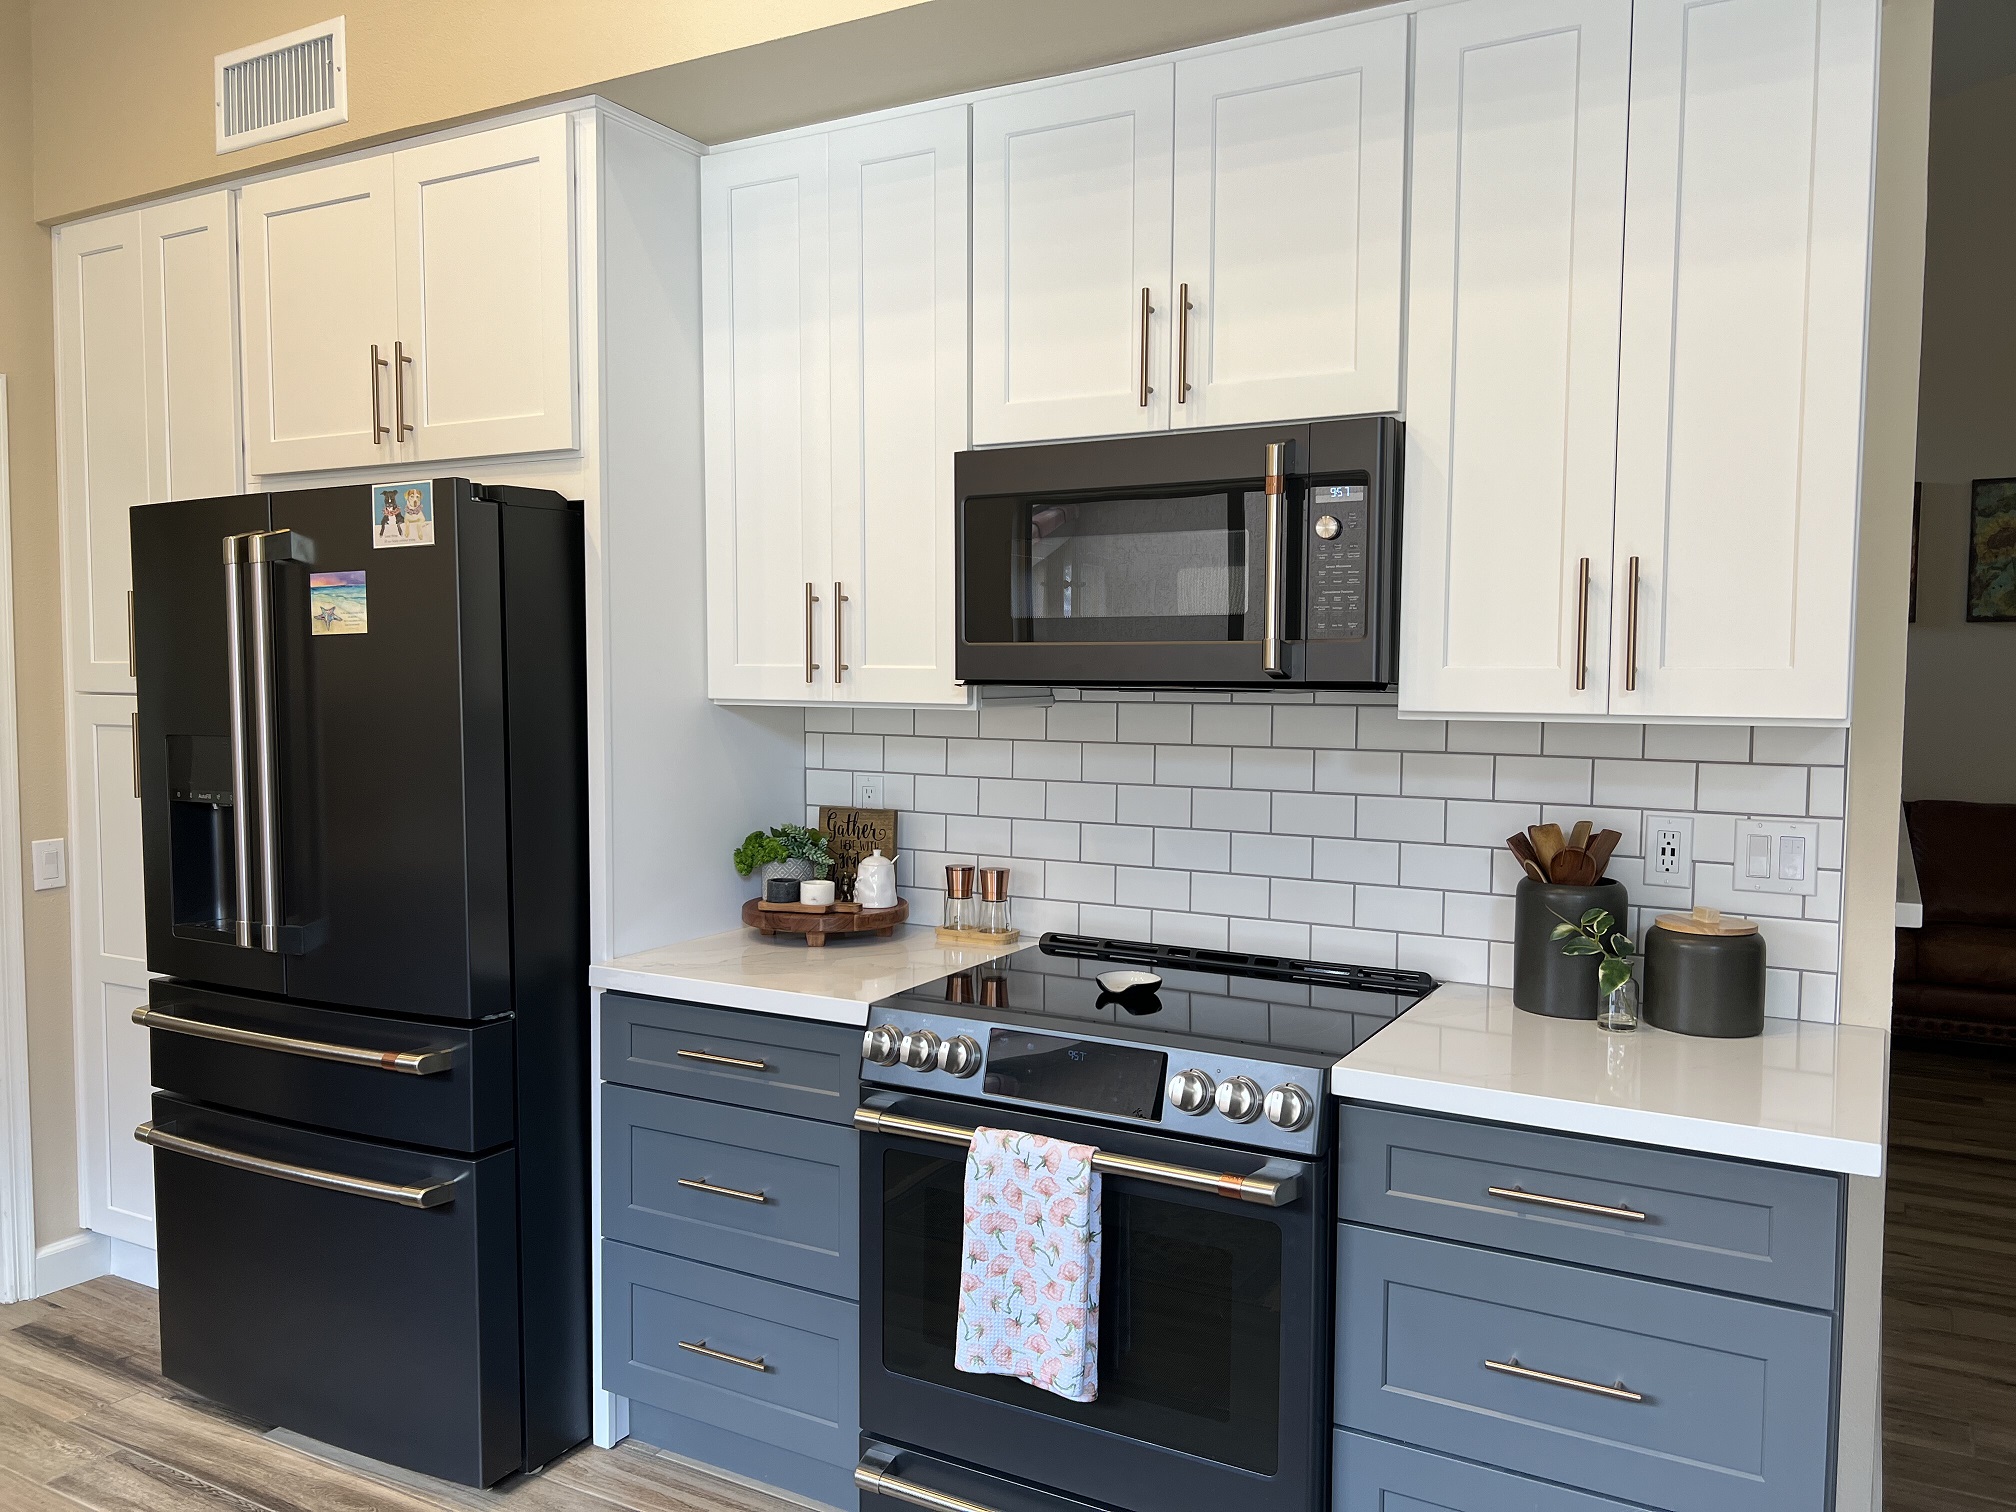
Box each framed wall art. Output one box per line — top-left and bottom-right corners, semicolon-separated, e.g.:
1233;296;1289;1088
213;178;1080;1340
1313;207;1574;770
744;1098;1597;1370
1968;477;2016;622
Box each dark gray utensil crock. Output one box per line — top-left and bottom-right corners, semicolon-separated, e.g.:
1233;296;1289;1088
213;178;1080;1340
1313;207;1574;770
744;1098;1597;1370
1513;879;1630;1020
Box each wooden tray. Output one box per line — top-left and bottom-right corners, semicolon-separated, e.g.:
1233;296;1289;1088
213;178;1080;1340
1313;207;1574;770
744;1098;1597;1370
935;926;1021;948
743;897;907;945
755;899;861;915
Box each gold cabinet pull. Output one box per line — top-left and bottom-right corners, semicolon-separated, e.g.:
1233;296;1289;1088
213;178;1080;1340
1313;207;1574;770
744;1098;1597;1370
1138;287;1154;407
1488;1185;1646;1222
1176;282;1193;402
678;1176;768;1204
676;1047;770;1072
1625;554;1641;692
369;345;389;444
131;712;140;798
804;583;821;683
678;1339;768;1372
127;590;136;678
393;339;414;439
1485;1357;1644;1403
1573;557;1591;692
834;582;849;684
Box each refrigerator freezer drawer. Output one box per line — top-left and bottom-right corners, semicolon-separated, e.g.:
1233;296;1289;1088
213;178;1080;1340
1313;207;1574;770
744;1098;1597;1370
147;1094;524;1487
142;982;513;1152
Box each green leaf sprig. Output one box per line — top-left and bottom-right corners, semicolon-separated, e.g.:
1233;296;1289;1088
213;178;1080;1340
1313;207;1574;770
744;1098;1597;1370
1550;907;1637;997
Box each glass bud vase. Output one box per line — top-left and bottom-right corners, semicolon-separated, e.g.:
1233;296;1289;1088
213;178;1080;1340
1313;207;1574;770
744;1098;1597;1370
1597;975;1640;1034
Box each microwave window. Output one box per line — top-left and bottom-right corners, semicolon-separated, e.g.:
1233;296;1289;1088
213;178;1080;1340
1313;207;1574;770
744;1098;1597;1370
966;489;1264;644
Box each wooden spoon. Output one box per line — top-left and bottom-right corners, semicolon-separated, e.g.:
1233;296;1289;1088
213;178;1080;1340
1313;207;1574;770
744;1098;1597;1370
1505;832;1548;884
1529;823;1565;874
1586;828;1623;879
1568;819;1593;852
1551;846;1599;886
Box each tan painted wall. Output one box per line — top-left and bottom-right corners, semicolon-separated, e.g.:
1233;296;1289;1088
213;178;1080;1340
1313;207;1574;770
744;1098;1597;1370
1902;67;2016;805
1;0;84;1249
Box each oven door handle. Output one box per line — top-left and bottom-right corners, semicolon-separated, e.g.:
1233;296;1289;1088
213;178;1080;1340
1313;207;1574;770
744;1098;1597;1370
856;1461;1005;1512
853;1104;1303;1208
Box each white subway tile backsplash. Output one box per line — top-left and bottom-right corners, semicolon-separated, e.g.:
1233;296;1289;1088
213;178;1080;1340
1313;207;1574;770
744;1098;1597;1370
808;699;1846;1014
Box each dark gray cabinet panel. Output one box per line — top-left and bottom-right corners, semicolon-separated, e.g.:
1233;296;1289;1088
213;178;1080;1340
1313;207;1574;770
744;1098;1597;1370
601;1241;858;1472
1338;1103;1843;1309
602;1083;858;1297
1335;1226;1834;1512
1334;1430;1641;1511
601;994;859;1123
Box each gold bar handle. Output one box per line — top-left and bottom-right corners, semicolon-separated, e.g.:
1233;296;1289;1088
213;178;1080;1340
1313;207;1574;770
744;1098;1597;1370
394;340;414;439
131;713;140;799
1488;1185;1646;1222
1573;557;1590;692
857;1463;1005;1512
127;590;135;678
805;583;820;683
1625;555;1641;693
677;1047;770;1072
678;1176;769;1204
135;1122;460;1209
133;1004;458;1075
834;582;848;684
369;345;389;444
1485;1357;1644;1403
1176;282;1193;403
1262;440;1291;679
1138;287;1154;407
678;1340;768;1373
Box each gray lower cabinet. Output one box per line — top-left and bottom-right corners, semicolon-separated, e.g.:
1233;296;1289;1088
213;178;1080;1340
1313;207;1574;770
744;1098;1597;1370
1334;1430;1642;1511
1334;1225;1835;1512
602;992;861;1122
603;1241;858;1507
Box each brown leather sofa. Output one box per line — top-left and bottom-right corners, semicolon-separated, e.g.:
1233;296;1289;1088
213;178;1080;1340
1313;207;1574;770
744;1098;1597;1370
1894;800;2016;1042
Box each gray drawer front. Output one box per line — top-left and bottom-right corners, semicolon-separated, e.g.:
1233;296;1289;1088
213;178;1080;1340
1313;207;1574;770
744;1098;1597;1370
602;1241;857;1470
603;1083;858;1297
602;993;859;1123
1338;1103;1843;1309
1336;1226;1834;1512
1335;1431;1639;1511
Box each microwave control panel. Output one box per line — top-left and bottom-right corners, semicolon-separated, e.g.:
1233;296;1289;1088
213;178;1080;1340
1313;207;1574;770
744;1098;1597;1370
1305;479;1369;640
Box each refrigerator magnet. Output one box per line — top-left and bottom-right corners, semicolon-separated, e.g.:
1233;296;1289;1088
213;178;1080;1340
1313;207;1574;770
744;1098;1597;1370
310;571;368;635
373;480;435;548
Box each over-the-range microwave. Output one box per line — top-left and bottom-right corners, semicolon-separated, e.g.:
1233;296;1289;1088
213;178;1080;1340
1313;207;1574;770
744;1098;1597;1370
955;417;1401;689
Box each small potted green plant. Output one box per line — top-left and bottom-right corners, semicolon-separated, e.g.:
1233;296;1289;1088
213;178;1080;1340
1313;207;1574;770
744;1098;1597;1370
734;824;834;892
1551;908;1639;1032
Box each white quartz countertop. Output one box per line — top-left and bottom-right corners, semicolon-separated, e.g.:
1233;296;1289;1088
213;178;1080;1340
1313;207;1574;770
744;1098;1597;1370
590;924;1023;1026
1331;985;1889;1177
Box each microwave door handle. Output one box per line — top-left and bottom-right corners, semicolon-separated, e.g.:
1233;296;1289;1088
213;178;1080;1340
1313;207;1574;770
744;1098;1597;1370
1262;441;1291;679
222;535;256;948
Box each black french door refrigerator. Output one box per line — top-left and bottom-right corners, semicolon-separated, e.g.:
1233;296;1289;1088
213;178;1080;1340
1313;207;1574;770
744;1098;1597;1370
129;479;588;1487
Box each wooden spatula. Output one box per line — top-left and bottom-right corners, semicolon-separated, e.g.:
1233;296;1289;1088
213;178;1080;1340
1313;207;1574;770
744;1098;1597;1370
1529;823;1565;874
1568;819;1593;852
1505;832;1548;883
1587;828;1623;879
1551;847;1598;886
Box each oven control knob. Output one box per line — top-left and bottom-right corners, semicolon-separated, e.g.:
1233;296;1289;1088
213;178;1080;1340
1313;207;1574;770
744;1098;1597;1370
898;1030;942;1071
1215;1076;1263;1123
939;1035;982;1078
862;1025;903;1066
1167;1068;1215;1115
1263;1083;1315;1133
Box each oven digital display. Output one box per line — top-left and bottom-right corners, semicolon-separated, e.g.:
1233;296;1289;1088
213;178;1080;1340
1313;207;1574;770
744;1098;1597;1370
982;1030;1167;1120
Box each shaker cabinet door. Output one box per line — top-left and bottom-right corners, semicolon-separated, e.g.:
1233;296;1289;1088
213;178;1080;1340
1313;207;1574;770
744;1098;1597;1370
827;107;970;706
1609;0;1877;722
140;191;244;503
239;156;401;476
1169;17;1407;430
1398;0;1633;719
702;137;834;701
393;114;578;462
971;65;1174;444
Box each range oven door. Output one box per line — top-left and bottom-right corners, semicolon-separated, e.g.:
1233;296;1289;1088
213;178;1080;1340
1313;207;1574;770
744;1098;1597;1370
859;1093;1332;1512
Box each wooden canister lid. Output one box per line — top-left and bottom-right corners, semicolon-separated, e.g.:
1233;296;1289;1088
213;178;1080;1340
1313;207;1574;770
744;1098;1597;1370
1653;906;1760;936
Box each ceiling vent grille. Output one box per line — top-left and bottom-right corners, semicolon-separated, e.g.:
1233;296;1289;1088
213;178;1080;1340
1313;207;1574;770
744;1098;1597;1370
215;18;348;154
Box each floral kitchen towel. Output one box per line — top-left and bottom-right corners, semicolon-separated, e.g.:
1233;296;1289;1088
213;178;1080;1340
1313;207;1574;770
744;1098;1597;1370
955;1127;1102;1403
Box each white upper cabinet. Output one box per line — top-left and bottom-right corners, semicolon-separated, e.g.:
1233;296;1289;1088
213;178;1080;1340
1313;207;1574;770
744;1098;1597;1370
394;115;577;461
141;192;243;502
240;115;575;476
239;156;401;475
1169;18;1407;429
972;67;1174;444
703;136;834;702
827;108;970;705
1609;0;1877;722
1400;0;1633;719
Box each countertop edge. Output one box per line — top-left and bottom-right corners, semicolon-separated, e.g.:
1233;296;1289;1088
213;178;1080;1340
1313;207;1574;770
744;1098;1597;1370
1328;1063;1884;1178
588;965;872;1027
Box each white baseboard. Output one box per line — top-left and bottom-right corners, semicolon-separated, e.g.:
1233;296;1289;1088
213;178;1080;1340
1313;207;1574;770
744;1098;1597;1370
32;1231;157;1296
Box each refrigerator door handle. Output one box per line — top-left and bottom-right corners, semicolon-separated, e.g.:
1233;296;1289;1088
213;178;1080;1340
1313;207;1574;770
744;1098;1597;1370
135;1121;461;1209
132;1004;460;1075
245;529;314;954
223;534;257;948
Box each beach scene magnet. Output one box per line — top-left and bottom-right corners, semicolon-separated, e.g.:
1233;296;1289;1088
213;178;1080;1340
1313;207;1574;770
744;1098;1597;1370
310;571;368;635
373;480;434;548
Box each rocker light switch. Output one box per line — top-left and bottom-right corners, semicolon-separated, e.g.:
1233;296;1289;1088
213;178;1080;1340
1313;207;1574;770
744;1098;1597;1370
31;839;66;891
1732;819;1820;897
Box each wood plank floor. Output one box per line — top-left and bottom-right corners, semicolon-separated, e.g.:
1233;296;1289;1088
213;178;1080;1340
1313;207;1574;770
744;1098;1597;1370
0;1278;807;1512
1883;1040;2016;1511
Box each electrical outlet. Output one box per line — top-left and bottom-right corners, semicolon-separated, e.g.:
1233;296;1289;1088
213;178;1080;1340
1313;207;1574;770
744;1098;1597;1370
1644;813;1695;884
854;773;884;808
30;839;66;891
1731;818;1820;896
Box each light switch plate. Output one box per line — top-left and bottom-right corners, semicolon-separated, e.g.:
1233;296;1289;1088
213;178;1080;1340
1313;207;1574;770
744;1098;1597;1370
30;838;66;891
1644;813;1695;884
1731;818;1820;896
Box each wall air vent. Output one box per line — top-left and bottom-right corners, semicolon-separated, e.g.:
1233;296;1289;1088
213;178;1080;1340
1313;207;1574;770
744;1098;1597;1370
215;18;348;154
